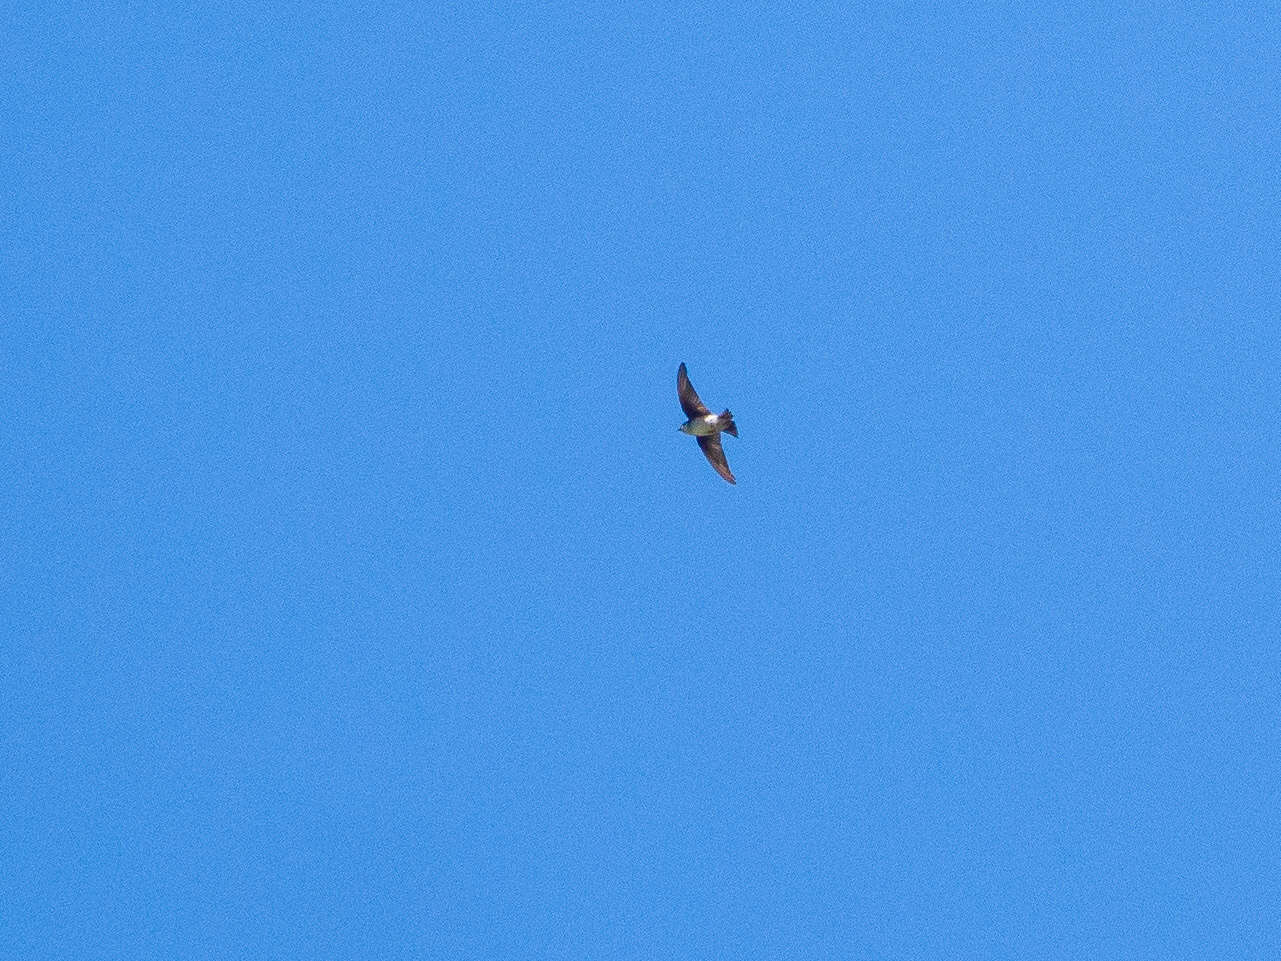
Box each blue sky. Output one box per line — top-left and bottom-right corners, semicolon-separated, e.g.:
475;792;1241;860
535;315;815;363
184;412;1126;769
4;3;1280;958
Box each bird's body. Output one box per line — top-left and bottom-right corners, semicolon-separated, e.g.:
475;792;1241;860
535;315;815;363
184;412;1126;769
679;413;728;437
677;363;738;484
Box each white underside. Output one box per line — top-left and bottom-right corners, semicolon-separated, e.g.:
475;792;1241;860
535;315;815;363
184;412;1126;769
682;414;722;436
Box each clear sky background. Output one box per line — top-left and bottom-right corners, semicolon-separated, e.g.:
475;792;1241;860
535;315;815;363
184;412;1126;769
5;3;1279;959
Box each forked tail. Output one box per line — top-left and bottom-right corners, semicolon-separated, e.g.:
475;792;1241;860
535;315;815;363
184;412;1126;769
720;410;738;437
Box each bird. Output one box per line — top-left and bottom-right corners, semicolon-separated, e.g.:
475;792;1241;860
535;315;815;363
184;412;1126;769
677;362;738;484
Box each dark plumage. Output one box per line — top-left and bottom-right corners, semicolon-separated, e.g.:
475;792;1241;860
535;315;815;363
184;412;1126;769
677;363;738;484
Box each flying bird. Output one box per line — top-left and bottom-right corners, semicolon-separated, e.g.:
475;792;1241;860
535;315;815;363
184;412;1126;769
677;362;738;484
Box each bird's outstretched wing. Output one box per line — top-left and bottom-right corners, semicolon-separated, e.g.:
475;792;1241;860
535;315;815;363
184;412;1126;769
677;363;711;419
696;434;736;484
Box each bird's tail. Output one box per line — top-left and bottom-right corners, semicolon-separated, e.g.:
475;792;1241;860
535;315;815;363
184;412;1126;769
721;410;738;437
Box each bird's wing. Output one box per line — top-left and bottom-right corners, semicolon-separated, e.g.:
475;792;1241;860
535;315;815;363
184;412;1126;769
696;434;736;484
677;363;711;418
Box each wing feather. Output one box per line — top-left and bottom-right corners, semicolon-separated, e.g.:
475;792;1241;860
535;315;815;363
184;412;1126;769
677;363;711;418
696;434;736;484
